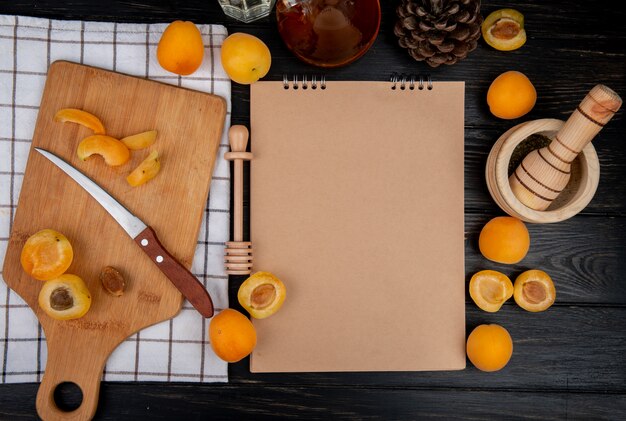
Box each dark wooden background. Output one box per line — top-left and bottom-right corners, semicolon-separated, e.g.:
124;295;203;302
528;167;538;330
1;0;625;419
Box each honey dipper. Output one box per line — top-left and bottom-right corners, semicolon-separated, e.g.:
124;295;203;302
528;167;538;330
509;85;622;211
224;125;253;275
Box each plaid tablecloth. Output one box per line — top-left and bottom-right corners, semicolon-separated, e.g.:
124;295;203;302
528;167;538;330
0;15;231;383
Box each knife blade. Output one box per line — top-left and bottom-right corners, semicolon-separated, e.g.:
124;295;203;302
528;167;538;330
35;147;214;318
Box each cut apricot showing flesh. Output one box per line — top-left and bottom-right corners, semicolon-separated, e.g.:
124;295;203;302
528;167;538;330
126;150;161;187
469;270;514;312
21;229;73;281
237;271;286;319
38;274;92;320
513;269;556;312
77;135;130;166
54;108;106;134
121;130;157;150
482;9;526;51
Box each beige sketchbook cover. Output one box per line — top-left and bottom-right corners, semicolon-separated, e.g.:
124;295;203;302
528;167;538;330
250;80;465;372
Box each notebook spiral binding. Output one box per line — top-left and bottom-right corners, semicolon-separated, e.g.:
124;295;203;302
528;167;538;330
282;73;433;90
390;73;433;91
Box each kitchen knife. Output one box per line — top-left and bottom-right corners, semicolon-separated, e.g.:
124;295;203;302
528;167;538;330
34;147;214;318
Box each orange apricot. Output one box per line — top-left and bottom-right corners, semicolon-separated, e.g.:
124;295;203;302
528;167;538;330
21;229;73;281
238;271;286;319
120;130;157;150
487;71;536;119
209;308;257;363
157;21;204;76
126;150;161;187
482;9;527;52
54;108;105;134
77;135;130;166
513;269;556;312
466;324;513;372
479;216;530;264
469;270;514;312
38;274;91;320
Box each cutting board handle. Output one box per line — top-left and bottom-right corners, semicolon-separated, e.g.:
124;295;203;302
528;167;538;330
36;336;107;421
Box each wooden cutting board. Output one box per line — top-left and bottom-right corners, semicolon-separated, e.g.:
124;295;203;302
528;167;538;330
2;61;226;420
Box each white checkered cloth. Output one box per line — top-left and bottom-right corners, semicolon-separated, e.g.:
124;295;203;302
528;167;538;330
0;15;231;383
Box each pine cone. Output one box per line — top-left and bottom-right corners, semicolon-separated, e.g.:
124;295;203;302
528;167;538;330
394;0;483;67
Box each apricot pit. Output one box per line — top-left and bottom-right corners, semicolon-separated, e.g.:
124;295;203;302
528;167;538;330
513;269;556;312
237;271;286;319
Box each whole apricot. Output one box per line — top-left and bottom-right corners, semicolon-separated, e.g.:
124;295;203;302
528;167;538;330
513;269;556;312
466;324;513;372
157;21;204;76
487;71;536;119
209;308;257;363
221;33;271;85
479;216;530;264
21;229;73;281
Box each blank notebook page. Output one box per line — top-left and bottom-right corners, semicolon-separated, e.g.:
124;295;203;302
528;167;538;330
250;80;466;372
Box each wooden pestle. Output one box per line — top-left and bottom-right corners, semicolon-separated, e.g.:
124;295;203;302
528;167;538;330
509;85;622;211
224;125;253;275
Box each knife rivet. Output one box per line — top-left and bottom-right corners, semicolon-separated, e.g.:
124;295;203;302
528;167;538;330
141;239;148;246
156;255;164;263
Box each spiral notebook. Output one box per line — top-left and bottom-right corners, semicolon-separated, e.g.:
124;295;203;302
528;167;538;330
250;75;466;372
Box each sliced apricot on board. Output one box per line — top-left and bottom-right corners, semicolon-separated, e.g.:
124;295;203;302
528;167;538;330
481;9;526;51
21;229;73;281
38;274;91;320
237;271;286;319
54;108;106;134
469;270;513;312
513;269;556;312
126;150;161;187
121;130;157;150
77;135;130;166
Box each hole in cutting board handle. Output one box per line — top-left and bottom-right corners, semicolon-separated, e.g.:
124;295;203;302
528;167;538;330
53;382;83;412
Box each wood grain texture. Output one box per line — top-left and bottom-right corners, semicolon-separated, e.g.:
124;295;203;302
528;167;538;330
1;62;225;420
0;0;625;419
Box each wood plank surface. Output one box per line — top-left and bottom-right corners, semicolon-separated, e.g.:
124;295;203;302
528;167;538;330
1;0;625;419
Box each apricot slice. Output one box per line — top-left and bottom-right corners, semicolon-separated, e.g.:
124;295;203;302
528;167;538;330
466;324;513;372
77;135;130;166
38;274;92;320
237;271;286;319
513;269;556;312
120;130;157;150
126;150;161;187
54;108;105;134
469;270;514;313
481;9;526;51
21;229;73;281
479;216;530;264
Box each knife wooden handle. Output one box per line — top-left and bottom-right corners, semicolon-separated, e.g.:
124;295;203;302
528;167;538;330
135;226;214;318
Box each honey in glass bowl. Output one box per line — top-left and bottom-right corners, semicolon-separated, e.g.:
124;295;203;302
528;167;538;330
276;0;381;68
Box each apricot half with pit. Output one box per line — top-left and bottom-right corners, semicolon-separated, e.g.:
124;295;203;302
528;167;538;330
513;269;556;312
482;8;526;51
21;229;73;281
469;270;514;313
38;274;92;320
77;135;130;166
237;271;286;319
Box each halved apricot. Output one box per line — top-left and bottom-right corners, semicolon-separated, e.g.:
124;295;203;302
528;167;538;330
237;271;286;319
469;270;514;312
513;269;556;312
120;130;157;150
54;108;105;134
38;274;92;320
481;9;526;51
77;135;130;166
479;216;530;264
126;150;161;187
21;229;73;281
